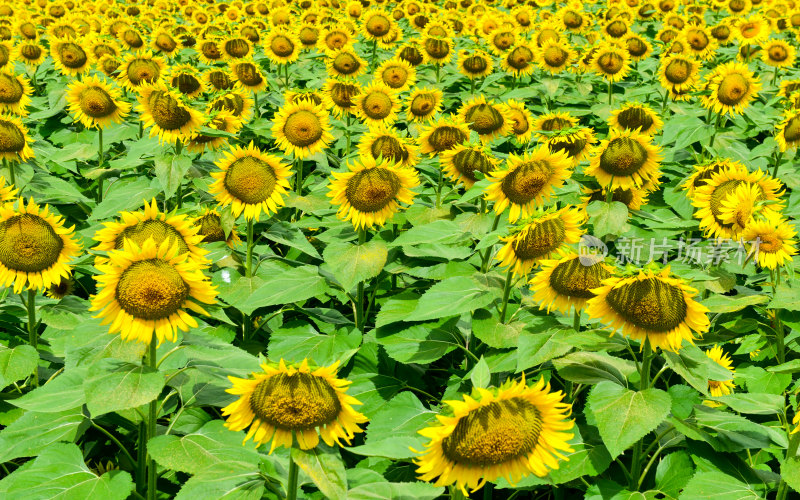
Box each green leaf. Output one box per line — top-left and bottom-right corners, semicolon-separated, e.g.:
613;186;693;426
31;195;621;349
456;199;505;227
471;308;528;349
693;405;782;451
154;152;191;199
663;343;734;396
469;356;490;388
0;407;86;462
767;359;800;373
737;366;792;394
405;275;497;322
292;443;347;500
347;481;444;500
375;290;420;327
90;178;160;221
268;323;361;366
587;201;629;238
13;367;88;413
0;345;38;389
679;472;760;500
587;381;672;458
655;450;694;499
0;443;133;500
712;393;784;415
668;385;700;420
354;391;435;459
389;220;468;247
39;296;89;330
236;263;328;314
516;329;575;372
174;461;265;500
322;240;388;291
700;294;769;313
783;457;800;493
553;351;636;387
767;284;800;310
84;359;165;417
148;421;261;475
265;221;321;259
375;318;461;364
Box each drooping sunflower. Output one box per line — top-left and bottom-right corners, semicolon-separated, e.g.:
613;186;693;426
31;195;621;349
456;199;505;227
740;213;797;269
501;43;536;77
208;86;255;121
45;277;74;300
65;74;131;129
458;95;512;142
186;110;243;154
457;50;493;80
151;28;179;55
622;33;652;62
485;147;573;223
375;57;416;91
90;238;217;346
205;69;235;92
537;39;575;73
272;100;335;159
168;65;206;99
590;42;631;83
530;251;615;314
137;84;205;145
354;81;400;126
0;41;14;70
705;345;736;397
230;59;268;93
545;128;597;166
700;61;761;116
406;87;443;123
50;37;91;76
326;46;368;79
585;129;662;190
0;113;33;162
117;51;166;90
762;39;796;67
0;71;32;116
418;114;471;156
209;142;292;221
776;109;800;152
414;375;574;494
285;89;324;107
222;359;368;452
422;36;453;65
97;55;122;78
658;54;700;97
196;38;225;65
321;79;362;117
603;18;630;39
327;155;419;229
263;28;301;65
496;207;585;276
608;102;664;135
357;124;419;168
395;39;427;67
586;267;710;352
221;36;252;60
0;198;81;294
440;143;500;189
503;99;534;144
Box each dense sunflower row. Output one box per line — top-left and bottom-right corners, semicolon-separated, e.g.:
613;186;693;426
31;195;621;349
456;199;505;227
0;0;798;498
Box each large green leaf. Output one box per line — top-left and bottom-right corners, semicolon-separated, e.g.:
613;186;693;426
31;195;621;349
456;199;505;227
679;472;761;500
553;351;636;387
236;263;328;314
265;221;321;259
655;451;694;499
268;323;362;366
404;275;498;322
347;481;444;500
322;240;388;291
663;343;736;396
13;367;88;413
154;152;191;199
375;317;462;364
587;381;672;458
0;407;86;462
174;461;266;500
0;345;38;389
353;391;435;459
712;393;785;415
292;443;347;500
783;457;800;493
84;359;165;417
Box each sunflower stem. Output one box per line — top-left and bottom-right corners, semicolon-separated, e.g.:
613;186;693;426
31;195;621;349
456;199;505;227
449;486;467;500
661;90;669;113
708;112;723;150
345;114;352;158
435;64;441;84
480;213;502;273
499;267;514;324
470;78;475;95
287;449;299;500
355;228;367;332
772;150;784;179
777;430;800;500
136;421;147;496
573;309;581;332
246;218;254;278
146;335;158;500
370;39;378;70
2;158;13;187
25;289;38;388
607;81;613;105
629;338;653;490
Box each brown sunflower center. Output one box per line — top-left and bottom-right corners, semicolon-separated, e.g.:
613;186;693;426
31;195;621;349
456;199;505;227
597;52;624;75
127;59;161;86
465;104;505;135
0;119;25;154
208;71;233;90
172;73;201;95
783;116;800;142
200;41;222;60
757;232;782;253
507;46;534;69
330;83;359;108
370;135;409;163
664;58;691;84
717;73;749;105
626;37;648;57
0;214;63;272
493;32;515;50
501;160;552;204
428;26;448;38
234;63;263;87
362;92;393;120
116;259;190;320
513;218;566;260
345;167;402;212
687;30;709;50
424;38;450;59
324;32;348;51
548;134;588;159
398;46;424;66
711;25;730;40
0;45;9;66
146;91;192;130
599;137;648;176
156;34;177;52
537;29;559;46
123;30;143;48
270;36;294;57
250;372;341;430
441;398;543;467
606;20;628;38
550;257;610;299
225;39;250;58
543;46;568;67
768;45;788;62
427;125;467;152
740;23;759;38
410;94;437;117
462;55;488;74
366;15;391;37
564;11;583;28
508;109;529;135
115;219;190;255
606;277;687;332
616;107;654;132
20;22;37;39
56;42;88;69
283;110;324;147
452;149;492;182
382;66;409;88
79;86;117;118
333;52;361;75
0;73;23;104
101;58;121;76
298;27;318;46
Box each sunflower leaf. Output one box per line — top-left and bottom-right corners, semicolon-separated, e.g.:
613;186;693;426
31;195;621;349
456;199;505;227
0;407;86;463
322;240;388;291
291;443;347;500
83;358;165;417
0;344;38;390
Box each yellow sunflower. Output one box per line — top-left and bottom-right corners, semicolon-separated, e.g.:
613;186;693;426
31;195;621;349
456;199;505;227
90;238;217;346
779;78;800;99
395;39;427;67
496;207;585;276
705;345;736;397
354;81;400;126
0;41;14;69
734;14;771;45
414;375;574;494
406;87;443;123
658;54;700;98
0;175;16;202
681;158;747;198
151;28;179;55
327;156;419;229
197;38;226;65
271;100;335;159
375;57;416;91
319;26;354;54
458;49;494;80
741;213;797;269
357;124;419;168
168;65;206;99
762;39;796;67
137;84;205;145
230;59;268;93
545;128;598;166
418;114;471;156
0;198;81;294
117;51;166;91
537;39;575;73
361;8;394;41
501;43;536;77
96;55;122;78
776;109;800;152
503;99;535;144
0;113;33;162
50;37;91;76
532;111;579;141
221;36;253;60
710;21;735;45
263;28;301;65
209;142;292;221
608;102;664;135
65;74;131;129
530;251;615;314
591;42;631;82
440;143;500;189
0;71;32;116
326;46;368;79
186;111;243;154
485;147;573;223
205;69;235;92
458;95;513;142
422;36;453;65
701;61;761;116
208;86;255;121
623;33;652;62
586;129;662;190
586;267;710;352
222;359;368;452
321;79;362;117
579;183;652;214
680;25;718;60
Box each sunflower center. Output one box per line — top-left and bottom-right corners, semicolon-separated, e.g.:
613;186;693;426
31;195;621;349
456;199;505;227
549;134;588;158
330;83;359;108
606;20;628;37
627;37;647;57
462;55;488;74
366;15;391;37
345;167;402;212
147;91;192;130
283;110;324;147
507;46;533;69
201;41;222;60
513;218;565;260
550;258;610;298
540;117;572;132
606;277;687;332
465;104;504;135
452;149;492;182
234;63;263;86
270;36;294;57
93;44;116;59
208;71;232;90
597;52;624;75
493;32;515;50
0;214;63;272
116;259;190;320
79;86;117;118
250;372;341;430
362;92;393;120
687;30;708;50
537;29;559;46
127;59;161;85
0;45;8;66
225;39;250;58
370;135;408;162
717;73;749;105
616;107;654;132
223;156;278;204
156;34;177;52
664;59;691;84
599;137;648;176
399;46;424;66
784;116;800;142
333;52;361;75
711;25;730;40
508;110;529;135
172;73;201;95
740;23;758;38
0;119;25;153
441;398;543;467
20;22;37;39
501;160;553;205
410;94;436;116
757;233;782;253
101;58;121;76
543;46;568;67
57;42;87;68
114;220;190;256
0;73;23;104
424;38;450;59
769;45;788;62
564;11;583;28
428;125;468;152
325;32;348;50
123;30;143;48
428;26;448;38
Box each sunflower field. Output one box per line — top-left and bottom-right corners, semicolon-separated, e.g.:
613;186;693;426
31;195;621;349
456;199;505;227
2;0;800;499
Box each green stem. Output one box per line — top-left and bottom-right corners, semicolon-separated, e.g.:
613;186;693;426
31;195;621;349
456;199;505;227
284;63;290;88
661;90;669;112
606;184;615;203
500;268;514;323
371;39;377;69
573;309;581;331
3;158;14;187
435;64;440;84
254;92;260;117
355;228;367;332
607;80;613;105
146;336;157;500
773;150;784;179
480;214;502;273
97;128;104;204
90;421;137;468
708;113;723;150
449;486;467;500
295;157;303;195
345;114;352;157
629;338;653;490
287;450;299;500
136;421;146;496
776;430;800;500
26;289;38;388
246;218;254;278
470;78;475;95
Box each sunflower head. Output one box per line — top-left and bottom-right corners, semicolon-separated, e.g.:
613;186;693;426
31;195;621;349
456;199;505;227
327;47;366;78
0;113;33;162
705;345;736;397
591;43;630;82
545;128;597;165
586;129;662;190
376;58;416;90
418;114;470;155
531;251;614;314
358;124;418;168
272;100;334;159
609;102;664;135
777;110;800;152
120;52;165;89
355;81;399;125
702;61;761;116
440;144;499;188
138;85;204;144
406;87;442;122
459;95;512;142
66;74;130;129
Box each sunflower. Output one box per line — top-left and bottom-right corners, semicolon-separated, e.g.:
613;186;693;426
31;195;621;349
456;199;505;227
321;79;362;117
455;50;492;81
297;24;320;50
590;42;631;82
185;111;243;154
622;33;652;61
586;267;710;352
0;71;32;116
90;238;217;346
487;28;518;55
608;102;664;135
503;100;534;144
45;277;74;300
375;57;416;91
458;95;512;142
530;251;615;314
357;124;419;168
776;109;800;152
50;37;91;76
734;14;771;45
272;100;334;159
414;375;574;494
208;86;255;121
96;55;122;78
65;75;130;129
658;54;700;97
406;87;443;123
485;147;573;223
319;26;353;53
545;128;597;166
779;79;800;100
705;345;736;397
263;28;300;65
230;59;268;92
559;7;591;32
0;113;33;163
501;43;536;77
168;65;206;99
741;213;797;269
137;84;204;145
205;69;235;92
586;129;662;190
328;150;419;229
196;38;225;65
418;114;471;156
532;111;579;141
326;46;367;79
701;61;761;116
714;182;774;237
395;39;427;66
681;158;747;198
537;39;575;74
440;143;500;189
496;207;584;276
222;359;368;452
710;22;735;45
209;142;292;221
762;39;796;67
353;81;400;126
0;198;81;294
361;8;394;40
0;41;13;69
423;36;453;65
151;28;179;55
117;51;165;90
220;37;252;60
